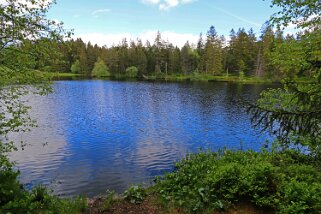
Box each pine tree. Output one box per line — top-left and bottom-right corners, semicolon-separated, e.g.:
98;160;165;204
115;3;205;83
203;26;223;75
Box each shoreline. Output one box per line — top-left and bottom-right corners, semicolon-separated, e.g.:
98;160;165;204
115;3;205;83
45;72;279;84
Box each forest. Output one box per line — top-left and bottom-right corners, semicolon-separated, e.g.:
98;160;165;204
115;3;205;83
2;24;311;80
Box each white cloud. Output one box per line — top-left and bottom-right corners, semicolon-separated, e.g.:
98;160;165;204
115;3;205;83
142;0;160;4
72;14;81;19
92;8;111;16
74;30;199;48
142;0;196;11
210;6;261;27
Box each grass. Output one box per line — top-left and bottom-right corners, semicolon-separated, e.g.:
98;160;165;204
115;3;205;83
39;71;316;84
140;73;276;84
42;71;83;79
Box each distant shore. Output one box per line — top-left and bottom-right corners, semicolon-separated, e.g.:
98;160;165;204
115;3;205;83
44;71;281;84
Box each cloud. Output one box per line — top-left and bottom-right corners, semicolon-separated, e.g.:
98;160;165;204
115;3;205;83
72;14;81;19
92;8;111;17
142;0;160;4
74;30;199;48
142;0;196;11
211;6;261;27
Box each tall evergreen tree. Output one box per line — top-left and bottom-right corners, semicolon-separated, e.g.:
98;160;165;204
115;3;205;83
203;26;223;75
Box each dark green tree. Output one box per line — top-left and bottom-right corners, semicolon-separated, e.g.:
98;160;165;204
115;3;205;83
203;26;223;75
181;42;199;75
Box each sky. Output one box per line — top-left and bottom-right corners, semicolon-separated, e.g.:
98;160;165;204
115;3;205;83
47;0;279;47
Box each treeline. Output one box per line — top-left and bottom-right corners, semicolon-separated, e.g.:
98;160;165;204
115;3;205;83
3;25;305;79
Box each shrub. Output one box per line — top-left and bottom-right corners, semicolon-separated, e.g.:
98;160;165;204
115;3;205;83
155;150;321;213
92;57;110;77
124;185;147;204
71;59;81;74
0;165;23;206
125;66;138;78
0;158;87;214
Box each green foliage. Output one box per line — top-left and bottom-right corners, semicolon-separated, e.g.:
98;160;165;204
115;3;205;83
0;1;82;213
71;59;81;74
269;0;321;30
124;185;147;204
101;190;116;211
0;0;70;153
0;67;52;158
181;42;199;75
0;158;23;207
1;185;87;213
92;57;110;77
249;0;321;151
238;71;245;80
155;150;321;213
0;155;87;213
0;0;69;52
125;66;139;78
238;59;246;80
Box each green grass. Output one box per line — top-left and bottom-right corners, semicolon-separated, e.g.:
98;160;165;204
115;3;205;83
42;71;83;79
38;71;315;84
141;73;275;83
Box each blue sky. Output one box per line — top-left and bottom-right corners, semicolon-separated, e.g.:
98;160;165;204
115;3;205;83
47;0;279;47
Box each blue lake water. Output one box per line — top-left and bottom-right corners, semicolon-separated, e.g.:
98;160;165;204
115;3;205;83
10;80;275;197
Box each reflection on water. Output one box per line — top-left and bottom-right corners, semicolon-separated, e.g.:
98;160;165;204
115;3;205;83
10;80;275;197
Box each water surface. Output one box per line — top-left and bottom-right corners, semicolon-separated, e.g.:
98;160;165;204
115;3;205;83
10;80;274;197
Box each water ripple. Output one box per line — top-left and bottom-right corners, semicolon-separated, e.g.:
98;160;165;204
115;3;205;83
9;80;277;197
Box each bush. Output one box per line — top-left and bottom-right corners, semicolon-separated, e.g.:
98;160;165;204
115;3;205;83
1;185;87;213
71;59;81;74
125;66;138;78
155;150;321;213
0;157;87;213
0;165;23;206
124;185;147;204
92;57;110;77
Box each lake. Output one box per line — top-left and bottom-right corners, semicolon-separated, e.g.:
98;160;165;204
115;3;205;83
10;80;275;197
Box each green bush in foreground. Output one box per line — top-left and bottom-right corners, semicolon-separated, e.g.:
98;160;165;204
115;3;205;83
124;185;147;204
155;150;321;213
1;185;87;213
0;156;87;214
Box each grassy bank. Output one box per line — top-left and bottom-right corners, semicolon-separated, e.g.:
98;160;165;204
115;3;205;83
42;71;83;80
41;71;317;84
108;73;277;84
41;71;277;83
141;74;275;83
3;149;320;213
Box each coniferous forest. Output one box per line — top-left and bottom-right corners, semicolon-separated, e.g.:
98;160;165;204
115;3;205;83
5;25;309;80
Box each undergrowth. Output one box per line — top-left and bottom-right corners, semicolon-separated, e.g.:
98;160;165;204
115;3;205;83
155;149;321;213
